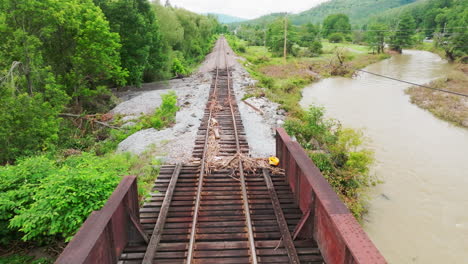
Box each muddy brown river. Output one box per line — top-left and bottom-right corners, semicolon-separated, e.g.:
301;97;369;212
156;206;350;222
300;50;468;263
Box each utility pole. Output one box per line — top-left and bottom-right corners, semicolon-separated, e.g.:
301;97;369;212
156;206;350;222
284;14;288;61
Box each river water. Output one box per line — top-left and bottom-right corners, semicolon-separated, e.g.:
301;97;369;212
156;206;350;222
300;50;468;263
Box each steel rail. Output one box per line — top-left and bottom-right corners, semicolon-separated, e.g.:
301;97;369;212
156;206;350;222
262;168;300;264
142;163;182;264
224;38;259;264
186;38;222;264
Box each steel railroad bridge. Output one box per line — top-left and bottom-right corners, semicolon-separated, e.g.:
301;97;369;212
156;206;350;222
56;37;386;264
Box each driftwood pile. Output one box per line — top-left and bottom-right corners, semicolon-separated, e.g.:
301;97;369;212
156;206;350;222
202;102;284;176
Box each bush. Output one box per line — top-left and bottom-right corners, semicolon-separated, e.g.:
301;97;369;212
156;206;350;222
285;106;375;219
171;57;189;77
309;41;323;56
0;93;65;164
0;153;135;244
140;91;178;129
329;33;345;43
94;91;179;154
0;254;51;264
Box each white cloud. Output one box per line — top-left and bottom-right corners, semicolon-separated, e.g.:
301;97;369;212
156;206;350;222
162;0;330;19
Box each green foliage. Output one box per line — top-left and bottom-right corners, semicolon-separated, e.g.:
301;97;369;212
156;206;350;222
95;91;178;154
140;91;179;129
0;254;51;264
285;106;376;218
322;14;351;37
369;0;467;59
94;0;166;85
265;18;297;56
309;41;323;56
0;84;67;164
389;14;416;52
152;3;220;77
366;23;389;53
298;23;320;46
0;153;135;243
293;0;417;25
234;25;266;46
171;58;189;77
328;32;345;43
0;0;127;99
231;0;416;26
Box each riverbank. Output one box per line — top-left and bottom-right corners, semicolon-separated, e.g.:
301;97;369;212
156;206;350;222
228;37;386;219
298;49;468;264
235;42;389;115
405;63;468;128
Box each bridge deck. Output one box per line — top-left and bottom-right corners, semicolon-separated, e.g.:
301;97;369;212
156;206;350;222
118;164;323;264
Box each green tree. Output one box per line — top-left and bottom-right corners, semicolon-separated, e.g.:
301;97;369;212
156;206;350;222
0;0;126;102
322;14;351;37
94;0;166;85
0;0;126;162
328;32;345;43
298;23;320;46
433;1;468;60
366;23;389;53
390;14;416;53
266;18;297;56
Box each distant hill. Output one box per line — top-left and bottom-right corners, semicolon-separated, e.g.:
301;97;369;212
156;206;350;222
208;13;247;24
292;0;419;25
230;13;287;27
234;0;421;26
365;0;430;24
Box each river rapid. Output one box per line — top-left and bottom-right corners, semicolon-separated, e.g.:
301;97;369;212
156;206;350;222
300;50;468;263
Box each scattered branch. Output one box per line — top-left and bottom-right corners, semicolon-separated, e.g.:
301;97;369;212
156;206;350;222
59;113;121;130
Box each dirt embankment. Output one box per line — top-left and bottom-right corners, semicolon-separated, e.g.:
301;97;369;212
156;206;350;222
405;64;468;128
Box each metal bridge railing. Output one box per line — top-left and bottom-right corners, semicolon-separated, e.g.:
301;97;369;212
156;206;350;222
56;176;147;264
276;128;387;264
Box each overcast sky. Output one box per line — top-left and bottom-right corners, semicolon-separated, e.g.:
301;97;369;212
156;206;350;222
163;0;330;19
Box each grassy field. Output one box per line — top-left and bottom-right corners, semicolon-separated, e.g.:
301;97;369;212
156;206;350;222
238;42;389;114
321;41;371;54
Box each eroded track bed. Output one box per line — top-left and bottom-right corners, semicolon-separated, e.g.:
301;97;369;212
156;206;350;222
118;37;324;264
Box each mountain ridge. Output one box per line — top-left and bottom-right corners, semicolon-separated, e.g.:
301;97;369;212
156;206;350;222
232;0;421;26
208;13;247;24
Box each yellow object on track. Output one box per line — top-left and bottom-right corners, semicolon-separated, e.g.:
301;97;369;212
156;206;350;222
269;156;280;166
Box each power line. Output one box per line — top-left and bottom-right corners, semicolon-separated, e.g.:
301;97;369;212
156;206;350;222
356;69;468;97
325;26;468;32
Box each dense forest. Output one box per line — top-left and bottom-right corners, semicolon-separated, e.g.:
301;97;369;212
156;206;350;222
0;0;222;258
231;0;419;27
0;0;222;165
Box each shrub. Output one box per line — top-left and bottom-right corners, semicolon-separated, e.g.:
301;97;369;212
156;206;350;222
0;93;65;164
0;153;135;243
285;106;375;219
171;57;189;77
0;254;51;264
259;76;275;89
141;91;178;129
94;91;179;154
309;41;323;56
329;33;345;43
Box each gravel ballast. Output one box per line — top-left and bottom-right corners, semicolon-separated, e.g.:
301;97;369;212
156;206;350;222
111;38;285;162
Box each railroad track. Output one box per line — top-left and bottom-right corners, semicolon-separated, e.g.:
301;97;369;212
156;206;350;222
118;37;324;264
